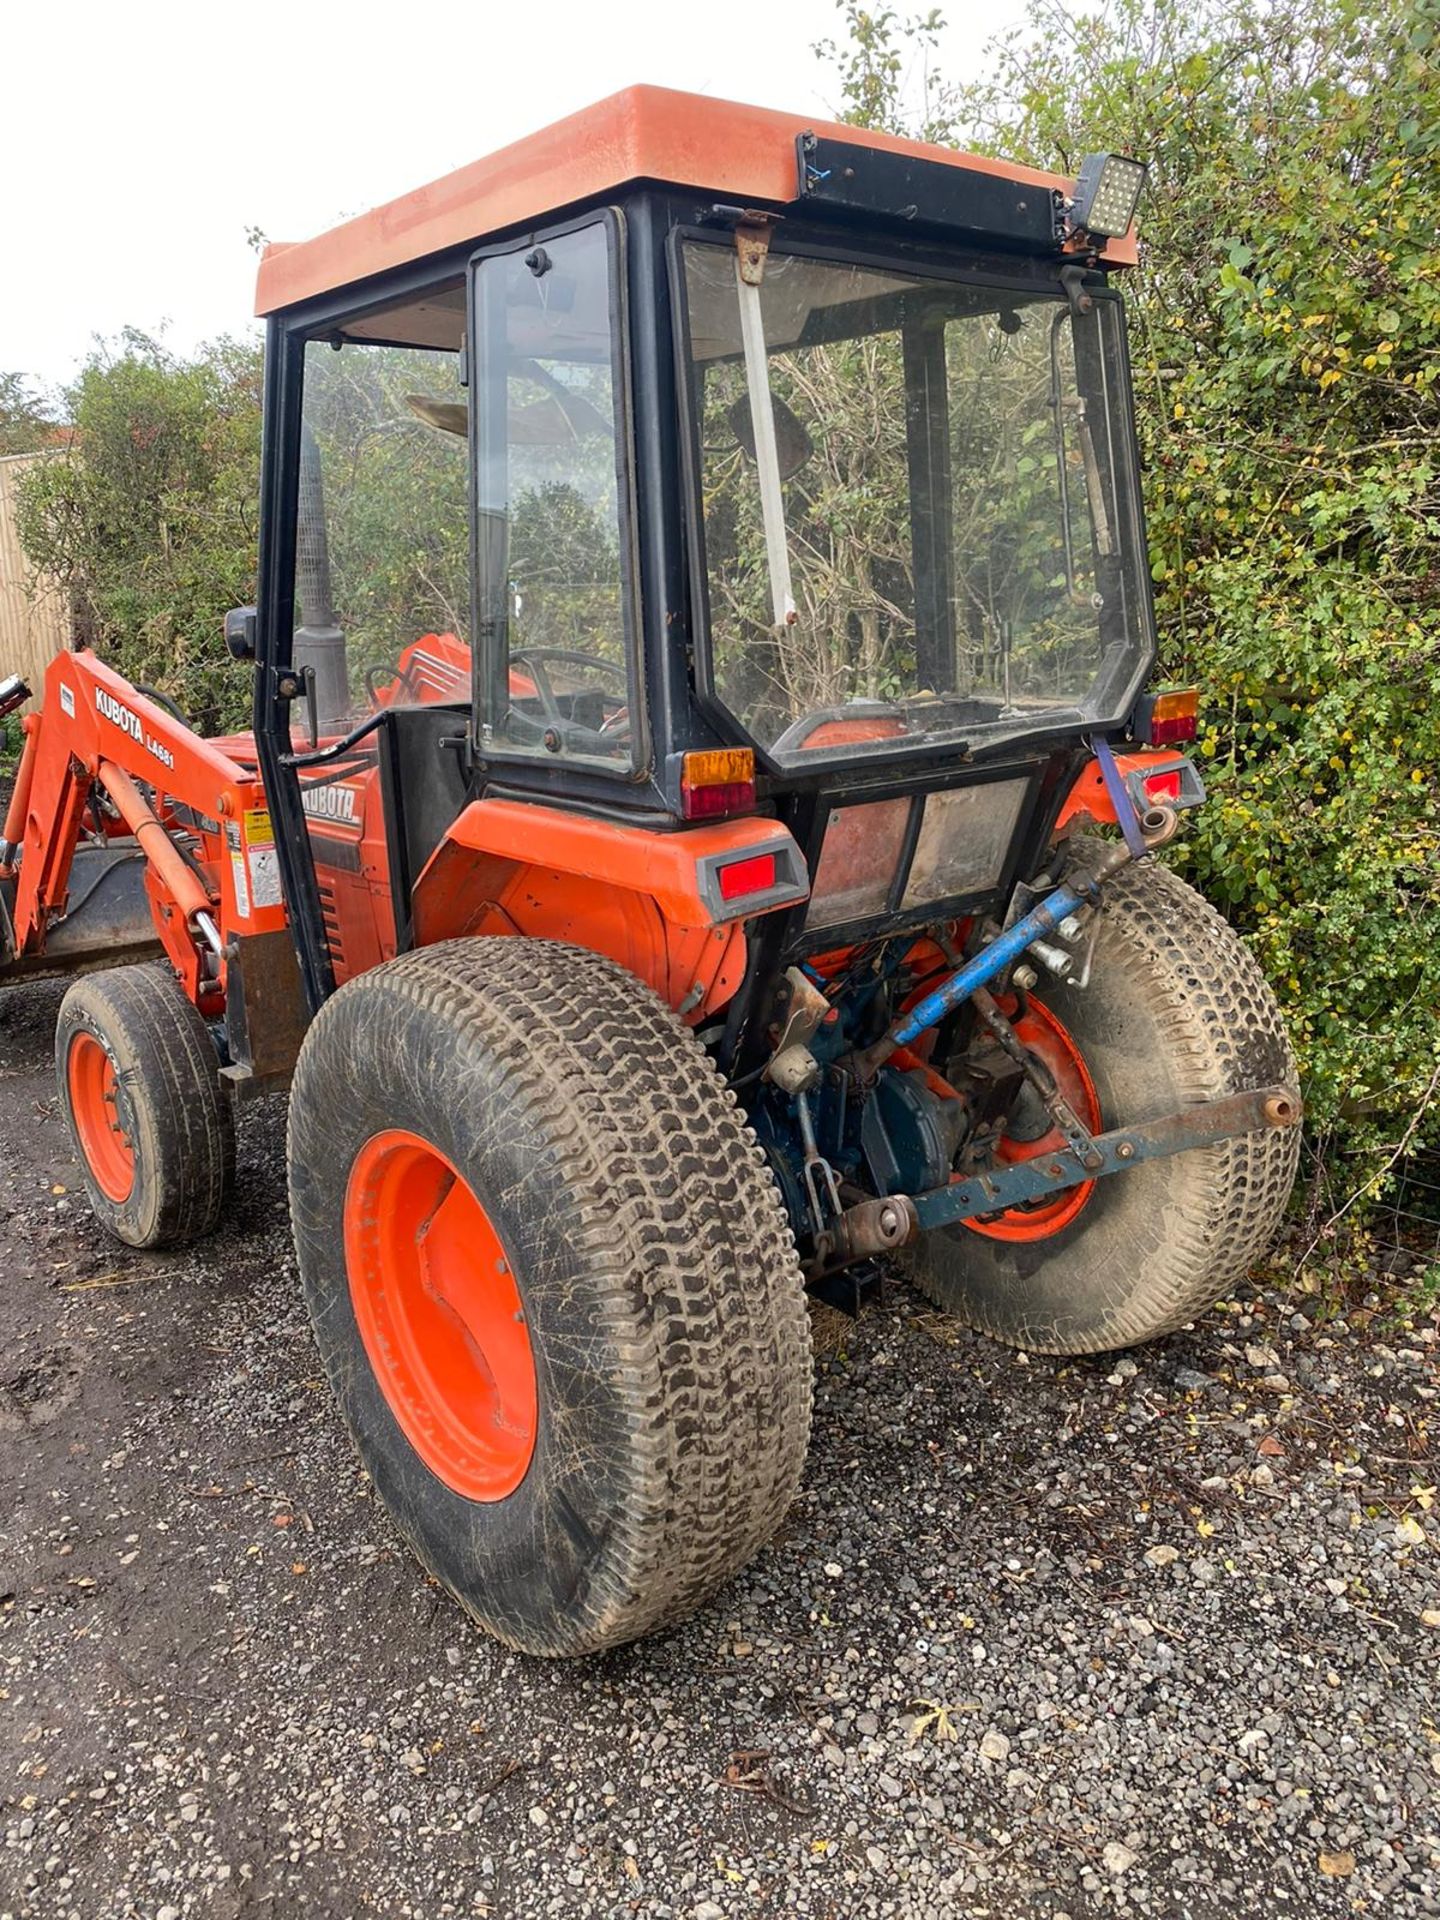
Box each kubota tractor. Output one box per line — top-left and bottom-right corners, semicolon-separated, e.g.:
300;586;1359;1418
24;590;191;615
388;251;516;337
0;89;1301;1654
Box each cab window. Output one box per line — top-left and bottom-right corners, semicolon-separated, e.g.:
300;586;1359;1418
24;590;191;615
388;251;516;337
472;219;637;768
298;282;471;725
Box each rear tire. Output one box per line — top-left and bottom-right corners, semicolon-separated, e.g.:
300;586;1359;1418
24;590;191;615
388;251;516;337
287;937;813;1656
56;962;235;1248
906;844;1300;1354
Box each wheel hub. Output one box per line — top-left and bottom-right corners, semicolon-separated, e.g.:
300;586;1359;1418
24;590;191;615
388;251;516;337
344;1130;538;1500
964;996;1102;1244
66;1030;135;1204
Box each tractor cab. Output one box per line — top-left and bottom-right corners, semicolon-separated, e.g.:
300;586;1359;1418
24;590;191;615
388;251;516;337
244;89;1164;1042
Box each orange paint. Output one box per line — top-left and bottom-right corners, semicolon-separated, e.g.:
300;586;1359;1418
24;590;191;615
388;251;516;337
65;1029;135;1205
9;650;288;1014
255;85;1136;317
0;713;40;867
1053;749;1190;837
411;800;801;1023
344;1130;537;1500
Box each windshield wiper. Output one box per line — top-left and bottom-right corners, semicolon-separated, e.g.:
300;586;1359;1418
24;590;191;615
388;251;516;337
733;224;797;632
1049;310;1115;594
1065;395;1114;557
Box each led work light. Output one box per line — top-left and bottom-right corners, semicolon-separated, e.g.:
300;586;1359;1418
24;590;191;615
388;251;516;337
1072;152;1147;239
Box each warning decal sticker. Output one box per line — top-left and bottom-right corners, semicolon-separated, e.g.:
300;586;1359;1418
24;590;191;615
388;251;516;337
225;822;251;920
240;808;282;911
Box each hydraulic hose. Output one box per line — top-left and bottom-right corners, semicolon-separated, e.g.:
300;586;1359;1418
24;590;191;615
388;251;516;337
95;760;221;953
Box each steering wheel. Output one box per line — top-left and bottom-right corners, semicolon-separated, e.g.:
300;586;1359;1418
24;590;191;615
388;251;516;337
365;660;422;709
509;648;629;737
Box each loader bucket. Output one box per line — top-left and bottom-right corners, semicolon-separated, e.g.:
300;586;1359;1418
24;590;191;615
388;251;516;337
0;840;162;985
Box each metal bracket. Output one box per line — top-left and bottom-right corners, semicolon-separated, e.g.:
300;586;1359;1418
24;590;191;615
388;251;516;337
912;1084;1300;1232
971;984;1102;1169
733;211;781;286
763;966;830;1093
1059;262;1096;316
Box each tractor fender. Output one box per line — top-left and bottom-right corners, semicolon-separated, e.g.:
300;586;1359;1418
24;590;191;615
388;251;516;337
410;799;809;1024
1052;748;1204;838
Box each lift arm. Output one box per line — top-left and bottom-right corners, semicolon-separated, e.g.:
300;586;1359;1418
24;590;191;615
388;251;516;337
3;650;290;1009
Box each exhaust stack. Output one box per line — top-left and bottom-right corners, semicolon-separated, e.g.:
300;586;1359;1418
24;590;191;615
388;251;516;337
294;427;349;729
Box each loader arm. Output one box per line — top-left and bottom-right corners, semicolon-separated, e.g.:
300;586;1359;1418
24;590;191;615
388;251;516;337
2;650;291;1025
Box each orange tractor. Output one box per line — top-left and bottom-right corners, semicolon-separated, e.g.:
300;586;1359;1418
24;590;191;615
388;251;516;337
0;90;1300;1654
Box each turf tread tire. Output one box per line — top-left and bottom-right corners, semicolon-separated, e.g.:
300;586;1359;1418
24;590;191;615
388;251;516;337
907;842;1300;1354
288;937;813;1657
55;962;235;1248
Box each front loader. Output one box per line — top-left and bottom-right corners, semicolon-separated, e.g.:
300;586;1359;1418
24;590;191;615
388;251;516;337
0;90;1301;1655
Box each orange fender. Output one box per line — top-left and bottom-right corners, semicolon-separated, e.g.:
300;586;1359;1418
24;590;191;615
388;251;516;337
411;800;809;1024
1052;748;1200;838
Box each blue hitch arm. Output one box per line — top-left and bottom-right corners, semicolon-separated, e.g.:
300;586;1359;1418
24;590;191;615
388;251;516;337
856;831;1143;1077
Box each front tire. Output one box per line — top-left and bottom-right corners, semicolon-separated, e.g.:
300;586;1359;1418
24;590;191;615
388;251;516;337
287;937;813;1657
55;962;235;1249
907;844;1300;1354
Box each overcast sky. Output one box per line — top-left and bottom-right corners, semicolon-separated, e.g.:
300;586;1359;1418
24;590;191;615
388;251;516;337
3;0;1029;395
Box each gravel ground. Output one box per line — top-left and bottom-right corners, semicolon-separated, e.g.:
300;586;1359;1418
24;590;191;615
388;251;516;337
2;971;1439;1920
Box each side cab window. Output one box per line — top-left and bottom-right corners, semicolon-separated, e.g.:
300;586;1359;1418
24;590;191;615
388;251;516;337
470;216;640;770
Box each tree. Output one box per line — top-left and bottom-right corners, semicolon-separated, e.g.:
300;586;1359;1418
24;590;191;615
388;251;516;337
816;0;1440;1190
15;331;262;734
0;371;54;456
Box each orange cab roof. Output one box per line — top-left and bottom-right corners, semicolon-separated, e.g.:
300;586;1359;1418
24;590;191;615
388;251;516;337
255;85;1135;317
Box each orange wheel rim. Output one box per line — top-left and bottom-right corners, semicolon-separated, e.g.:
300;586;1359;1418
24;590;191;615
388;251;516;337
67;1030;135;1205
343;1129;537;1501
965;997;1102;1244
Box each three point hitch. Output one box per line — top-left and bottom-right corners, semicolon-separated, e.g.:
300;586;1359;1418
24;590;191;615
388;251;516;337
790;756;1302;1278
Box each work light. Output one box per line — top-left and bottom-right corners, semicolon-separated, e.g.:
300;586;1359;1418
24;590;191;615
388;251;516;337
1072;152;1147;239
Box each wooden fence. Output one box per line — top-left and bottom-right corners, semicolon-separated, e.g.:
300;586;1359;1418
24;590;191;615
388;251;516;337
0;452;69;711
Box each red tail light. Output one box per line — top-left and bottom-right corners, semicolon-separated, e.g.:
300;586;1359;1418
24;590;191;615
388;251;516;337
1141;769;1182;804
684;780;756;820
1135;687;1199;748
717;852;777;901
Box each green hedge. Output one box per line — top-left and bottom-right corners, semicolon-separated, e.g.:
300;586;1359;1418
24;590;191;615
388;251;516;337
824;0;1440;1196
16;330;261;737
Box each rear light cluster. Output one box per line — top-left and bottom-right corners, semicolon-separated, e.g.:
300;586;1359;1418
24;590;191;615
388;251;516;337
695;835;808;923
1121;756;1205;820
1133;687;1199;748
680;747;756;820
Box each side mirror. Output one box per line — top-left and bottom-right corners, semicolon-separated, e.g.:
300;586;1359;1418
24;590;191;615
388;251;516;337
225;606;257;661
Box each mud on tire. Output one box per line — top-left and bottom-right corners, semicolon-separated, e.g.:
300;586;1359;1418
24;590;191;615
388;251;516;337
55;962;235;1249
287;937;813;1657
906;842;1301;1355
